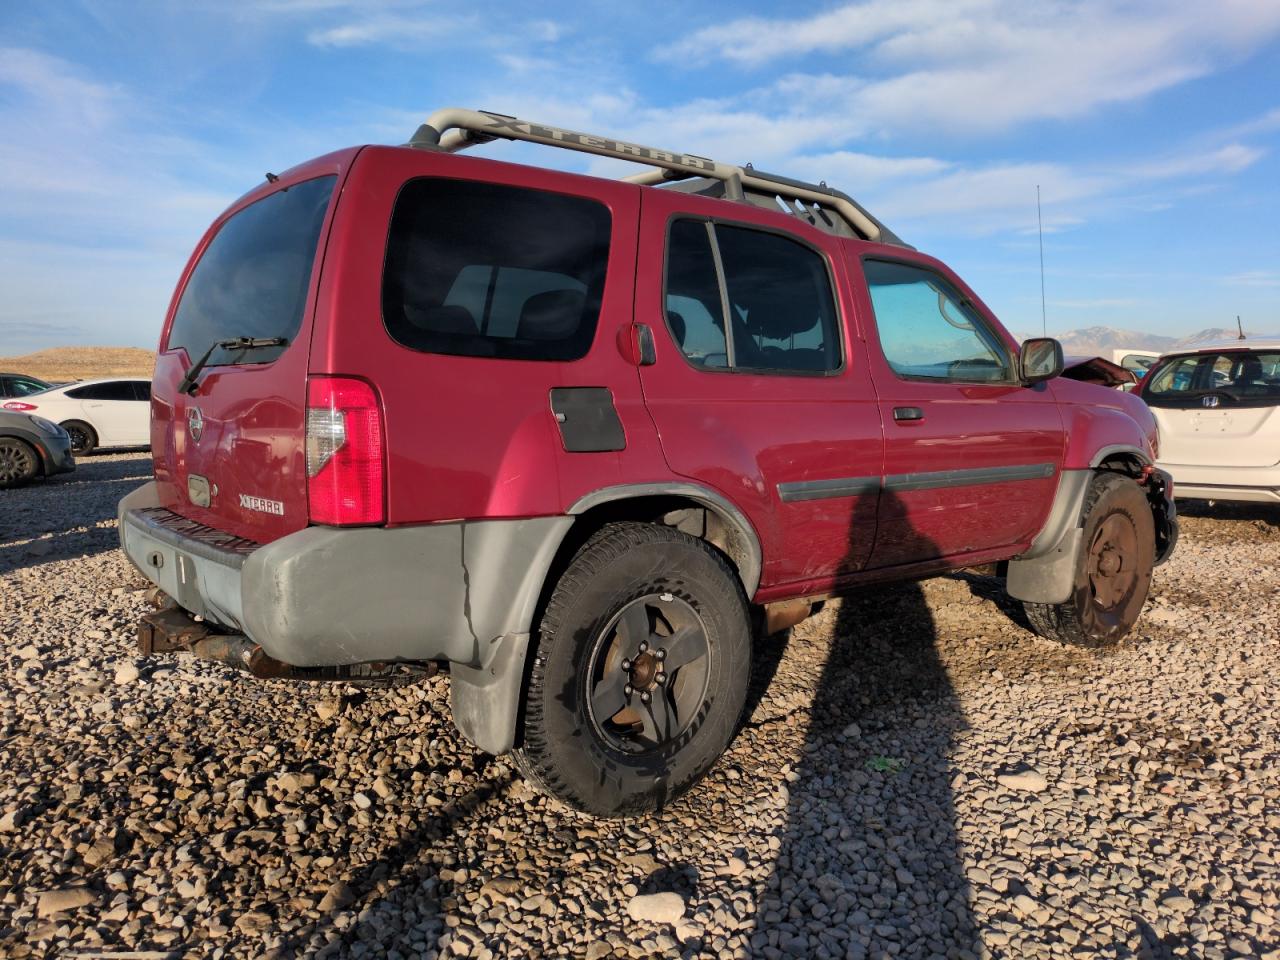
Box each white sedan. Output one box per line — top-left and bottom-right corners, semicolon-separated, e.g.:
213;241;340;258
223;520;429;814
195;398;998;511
1137;340;1280;503
2;378;151;454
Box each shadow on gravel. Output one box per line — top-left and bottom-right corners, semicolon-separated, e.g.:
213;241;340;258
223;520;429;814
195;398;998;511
953;569;1036;634
293;762;515;958
0;456;152;575
748;491;979;959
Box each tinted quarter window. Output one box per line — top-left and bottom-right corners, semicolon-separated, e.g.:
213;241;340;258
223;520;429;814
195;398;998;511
383;179;612;362
168;175;336;368
664;219;840;374
132;381;152;401
863;260;1011;382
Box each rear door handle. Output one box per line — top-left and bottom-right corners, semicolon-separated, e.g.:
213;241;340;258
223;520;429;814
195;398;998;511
893;406;924;422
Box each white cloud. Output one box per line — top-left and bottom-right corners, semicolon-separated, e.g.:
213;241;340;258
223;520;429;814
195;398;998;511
306;12;471;48
787;150;952;186
1223;271;1280;288
428;73;1266;239
654;1;1280;135
0;46;120;130
1133;144;1264;179
1221;106;1280;138
657;0;993;66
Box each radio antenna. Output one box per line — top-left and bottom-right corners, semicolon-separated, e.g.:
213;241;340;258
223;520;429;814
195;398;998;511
1237;315;1246;340
1037;185;1047;337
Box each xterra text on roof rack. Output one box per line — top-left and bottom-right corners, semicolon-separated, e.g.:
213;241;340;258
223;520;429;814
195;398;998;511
119;109;1177;816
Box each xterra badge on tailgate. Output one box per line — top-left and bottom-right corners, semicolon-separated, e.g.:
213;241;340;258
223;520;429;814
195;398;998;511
239;494;285;516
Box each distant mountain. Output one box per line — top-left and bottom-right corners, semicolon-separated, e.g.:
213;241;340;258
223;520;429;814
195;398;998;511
1170;328;1256;347
1052;326;1177;355
1013;326;1278;357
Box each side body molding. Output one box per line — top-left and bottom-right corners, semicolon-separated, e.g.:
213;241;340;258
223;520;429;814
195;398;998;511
568;482;763;598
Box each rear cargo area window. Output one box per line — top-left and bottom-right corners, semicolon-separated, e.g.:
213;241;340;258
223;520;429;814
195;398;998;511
167;175;336;368
1145;351;1280;407
383;179;611;361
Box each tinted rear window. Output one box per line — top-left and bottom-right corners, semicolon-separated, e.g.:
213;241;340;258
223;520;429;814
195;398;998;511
3;377;49;397
382;178;611;361
1145;350;1280;407
66;381;138;401
167;175;336;368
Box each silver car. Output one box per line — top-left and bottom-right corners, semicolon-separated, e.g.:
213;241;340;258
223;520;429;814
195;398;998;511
0;409;75;489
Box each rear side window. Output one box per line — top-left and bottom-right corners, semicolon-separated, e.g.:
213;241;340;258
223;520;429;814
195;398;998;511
664;219;840;373
382;179;612;362
167;175;336;368
1145;351;1280;407
863;260;1012;383
66;381;137;401
5;377;48;397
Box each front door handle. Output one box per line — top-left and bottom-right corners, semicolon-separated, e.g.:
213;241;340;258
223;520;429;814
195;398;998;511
893;406;924;422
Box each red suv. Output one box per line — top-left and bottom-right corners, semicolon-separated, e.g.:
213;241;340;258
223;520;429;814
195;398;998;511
120;109;1176;816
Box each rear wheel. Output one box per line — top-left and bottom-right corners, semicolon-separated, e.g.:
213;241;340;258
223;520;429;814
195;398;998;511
61;421;97;456
1024;472;1155;647
0;438;39;489
511;523;751;817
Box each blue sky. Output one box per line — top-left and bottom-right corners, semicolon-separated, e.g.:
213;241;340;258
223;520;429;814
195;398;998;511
2;0;1279;354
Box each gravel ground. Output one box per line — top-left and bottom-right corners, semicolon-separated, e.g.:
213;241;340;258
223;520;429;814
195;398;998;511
1;452;1278;959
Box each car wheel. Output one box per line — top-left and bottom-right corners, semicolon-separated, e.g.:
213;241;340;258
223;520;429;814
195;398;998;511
61;420;97;456
510;522;751;817
0;438;39;489
1023;472;1155;648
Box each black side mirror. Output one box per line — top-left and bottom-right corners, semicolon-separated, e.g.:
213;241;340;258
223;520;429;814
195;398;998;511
1019;338;1064;384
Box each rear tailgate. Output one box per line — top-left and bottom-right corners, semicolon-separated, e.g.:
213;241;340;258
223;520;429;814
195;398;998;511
1153;406;1280;468
152;151;357;543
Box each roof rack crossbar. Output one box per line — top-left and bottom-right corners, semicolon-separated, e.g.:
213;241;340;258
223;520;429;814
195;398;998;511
408;107;907;246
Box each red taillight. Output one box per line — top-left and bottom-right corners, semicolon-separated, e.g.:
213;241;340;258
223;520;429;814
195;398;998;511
3;402;37;411
305;376;385;526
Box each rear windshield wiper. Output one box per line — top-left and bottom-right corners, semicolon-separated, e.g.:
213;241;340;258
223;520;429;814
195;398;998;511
178;336;287;396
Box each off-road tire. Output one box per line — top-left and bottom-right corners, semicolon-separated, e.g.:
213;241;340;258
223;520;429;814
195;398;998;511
0;438;39;489
510;523;751;817
61;421;97;456
1023;472;1154;648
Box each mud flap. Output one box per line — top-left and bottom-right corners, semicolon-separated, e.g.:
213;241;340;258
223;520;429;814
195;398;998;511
449;631;530;755
1147;468;1178;566
1006;528;1083;605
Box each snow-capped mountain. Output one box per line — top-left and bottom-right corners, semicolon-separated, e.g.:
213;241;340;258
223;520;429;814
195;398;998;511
1012;326;1276;357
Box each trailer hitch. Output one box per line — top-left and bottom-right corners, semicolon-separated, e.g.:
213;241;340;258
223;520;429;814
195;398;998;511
136;604;438;685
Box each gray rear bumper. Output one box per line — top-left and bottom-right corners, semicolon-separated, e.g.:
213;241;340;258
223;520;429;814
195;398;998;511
118;482;574;754
117;482;572;670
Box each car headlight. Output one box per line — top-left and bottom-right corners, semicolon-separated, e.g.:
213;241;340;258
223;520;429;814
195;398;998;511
27;415;64;437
